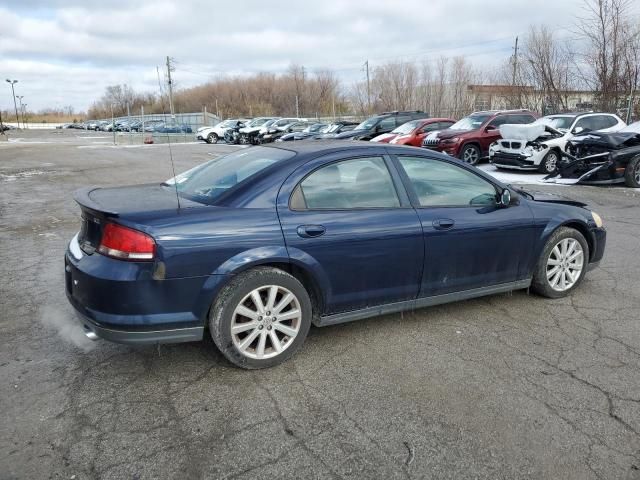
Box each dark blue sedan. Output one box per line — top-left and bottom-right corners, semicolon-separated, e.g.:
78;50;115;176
65;143;606;368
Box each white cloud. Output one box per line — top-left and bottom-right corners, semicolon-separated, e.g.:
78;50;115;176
1;0;635;111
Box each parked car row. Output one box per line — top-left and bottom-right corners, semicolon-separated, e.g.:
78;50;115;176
60;119;193;133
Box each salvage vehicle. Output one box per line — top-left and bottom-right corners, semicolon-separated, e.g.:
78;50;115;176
66;143;606;369
372;118;456;147
423;110;537;164
239;117;280;144
332;111;428;141
278;123;329;141
196;119;249;144
258;121;313;143
544;121;640;187
314;121;359;139
489;113;626;174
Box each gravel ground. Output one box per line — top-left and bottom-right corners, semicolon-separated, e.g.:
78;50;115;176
1;129;639;480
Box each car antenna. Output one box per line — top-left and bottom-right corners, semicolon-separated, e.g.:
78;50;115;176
156;63;181;211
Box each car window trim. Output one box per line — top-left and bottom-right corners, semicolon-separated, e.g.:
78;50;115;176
287;154;409;212
388;152;507;209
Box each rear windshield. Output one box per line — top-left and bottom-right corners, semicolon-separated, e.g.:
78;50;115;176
164;146;295;204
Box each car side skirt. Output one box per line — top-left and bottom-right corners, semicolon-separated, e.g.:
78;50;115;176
316;279;532;327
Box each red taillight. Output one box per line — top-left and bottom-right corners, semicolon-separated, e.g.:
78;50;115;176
98;223;156;261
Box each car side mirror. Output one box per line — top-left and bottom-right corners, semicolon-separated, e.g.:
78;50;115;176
572;126;584;135
499;189;511;207
485;124;497;132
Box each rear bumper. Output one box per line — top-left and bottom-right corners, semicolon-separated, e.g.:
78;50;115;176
64;235;227;344
72;305;204;345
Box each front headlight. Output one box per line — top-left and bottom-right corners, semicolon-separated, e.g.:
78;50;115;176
591;211;603;228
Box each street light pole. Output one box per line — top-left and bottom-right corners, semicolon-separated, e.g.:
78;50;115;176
16;95;24;129
6;79;20;129
22;104;27;129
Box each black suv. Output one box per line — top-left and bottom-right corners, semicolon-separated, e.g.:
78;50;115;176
333;111;428;141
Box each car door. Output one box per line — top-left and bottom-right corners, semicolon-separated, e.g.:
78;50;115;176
277;150;424;314
391;153;536;297
414;122;442;146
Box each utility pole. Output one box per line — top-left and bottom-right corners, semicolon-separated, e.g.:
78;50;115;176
21;103;27;129
166;56;175;117
16;96;24;129
364;61;371;113
512;37;519;85
295;95;299;118
626;64;638;124
6;79;19;128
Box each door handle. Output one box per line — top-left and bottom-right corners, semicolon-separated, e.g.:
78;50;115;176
432;218;455;230
297;225;326;238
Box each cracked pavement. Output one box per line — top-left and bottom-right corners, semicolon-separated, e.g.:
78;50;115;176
1;130;639;479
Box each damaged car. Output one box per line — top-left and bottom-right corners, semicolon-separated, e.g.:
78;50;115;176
544;121;640;187
489;113;626;174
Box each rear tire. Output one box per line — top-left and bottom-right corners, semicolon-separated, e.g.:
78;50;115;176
209;267;312;369
206;133;219;144
531;227;589;299
624;156;640;188
460;144;481;165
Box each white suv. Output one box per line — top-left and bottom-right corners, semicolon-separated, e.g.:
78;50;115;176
489;112;626;173
197;119;249;144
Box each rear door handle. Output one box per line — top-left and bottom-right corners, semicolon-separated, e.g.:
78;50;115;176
432;218;455;230
297;225;326;238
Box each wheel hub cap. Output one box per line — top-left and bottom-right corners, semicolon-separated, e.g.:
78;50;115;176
231;285;301;360
546;238;584;292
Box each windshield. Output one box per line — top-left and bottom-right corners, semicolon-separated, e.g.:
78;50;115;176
450;114;491;130
355;116;382;130
306;123;327;133
247;118;270;127
165;147;295;204
536;116;575;130
392;120;422;135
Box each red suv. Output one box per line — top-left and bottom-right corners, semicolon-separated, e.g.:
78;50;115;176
423;110;537;164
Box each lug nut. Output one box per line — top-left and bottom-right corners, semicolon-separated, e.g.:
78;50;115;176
266;311;271;315
258;316;263;321
258;325;264;330
267;326;272;331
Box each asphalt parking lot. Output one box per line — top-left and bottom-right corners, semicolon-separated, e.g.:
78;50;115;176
1;129;639;480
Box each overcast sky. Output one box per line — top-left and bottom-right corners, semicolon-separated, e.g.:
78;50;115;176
1;0;633;112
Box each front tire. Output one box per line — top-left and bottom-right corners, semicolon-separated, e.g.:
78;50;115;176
624;156;640;188
206;133;219;144
209;267;312;369
531;227;589;298
539;150;560;174
460;144;480;165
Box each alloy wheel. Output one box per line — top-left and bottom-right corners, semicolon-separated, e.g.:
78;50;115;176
635;162;640;184
544;152;559;173
546;238;584;292
463;147;479;164
230;285;302;359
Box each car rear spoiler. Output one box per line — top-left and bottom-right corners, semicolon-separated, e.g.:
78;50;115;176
73;186;119;217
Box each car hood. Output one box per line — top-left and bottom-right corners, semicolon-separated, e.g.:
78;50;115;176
519;189;588;208
334;129;369;139
437;129;474;140
571;131;640;150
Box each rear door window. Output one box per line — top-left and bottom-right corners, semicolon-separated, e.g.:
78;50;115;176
292;157;400;210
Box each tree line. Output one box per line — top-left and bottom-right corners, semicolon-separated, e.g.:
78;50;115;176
86;0;639;121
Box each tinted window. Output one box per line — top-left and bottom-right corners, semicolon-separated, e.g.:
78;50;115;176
169;146;295;205
437;121;455;130
594;115;618;130
488;116;511;128
574;116;600;132
379;117;396;130
295;157;400;209
418;123;441;134
507;114;536;124
398;157;497;207
395;115;412;127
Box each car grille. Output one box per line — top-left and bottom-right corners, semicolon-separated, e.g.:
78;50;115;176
500;141;522;149
422;137;439;146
